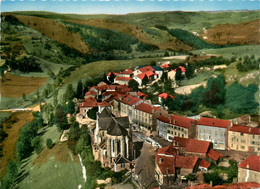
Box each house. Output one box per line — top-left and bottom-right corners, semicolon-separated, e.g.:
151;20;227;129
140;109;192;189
172;137;223;163
168;66;186;80
197;117;232;150
158;92;175;104
155;143;178;185
114;76;133;85
134;72;158;86
152;66;163;78
93;108;132;171
166;114;197;141
157;115;171;139
135;91;149;99
228;124;260;152
133;102;160;132
238;155;260;183
198;159;210;171
79;97;98;118
155;142;200;186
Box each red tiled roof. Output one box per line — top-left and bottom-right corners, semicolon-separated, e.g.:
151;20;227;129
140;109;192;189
170;114;196;129
119;68;133;75
138;66;155;73
186;182;260;189
199;159;210;168
197;117;231;128
157;115;171;124
137;71;156;80
229;124;260;135
172;137;189;148
158;92;175;99
135;102;156;114
97;101;111;107
121;94;142;106
173;66;186;73
107;72;119;76
84;90;97;97
136;91;149;98
185;138;210;154
160;64;170;69
176;156;199;169
238;155;260;172
80;97;98;107
101;91;116;96
155;143;177;175
115;76;133;81
206;148;224;162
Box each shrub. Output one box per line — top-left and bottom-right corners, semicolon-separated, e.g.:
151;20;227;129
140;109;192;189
46;138;54;149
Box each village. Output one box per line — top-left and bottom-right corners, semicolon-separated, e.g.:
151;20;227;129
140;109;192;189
71;63;260;188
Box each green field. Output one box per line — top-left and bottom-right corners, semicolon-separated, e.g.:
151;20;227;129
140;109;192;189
193;45;260;59
15;126;84;189
180;71;215;86
0;111;12;124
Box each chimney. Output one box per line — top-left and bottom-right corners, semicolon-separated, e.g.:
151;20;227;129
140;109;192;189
249;127;251;132
119;96;122;101
152;108;154;114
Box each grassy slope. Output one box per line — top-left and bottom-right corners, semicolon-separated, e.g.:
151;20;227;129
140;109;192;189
0;112;34;178
63;57;164;84
15;126;84;189
193;45;260;59
0;111;12;124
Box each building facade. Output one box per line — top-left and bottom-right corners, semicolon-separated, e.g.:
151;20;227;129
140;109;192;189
228;124;260;153
238;155;260;183
197;117;231;150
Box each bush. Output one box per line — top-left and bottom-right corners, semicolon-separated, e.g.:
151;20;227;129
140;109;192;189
46;138;54;149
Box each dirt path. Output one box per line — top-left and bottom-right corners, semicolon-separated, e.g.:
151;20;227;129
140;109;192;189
175;82;207;95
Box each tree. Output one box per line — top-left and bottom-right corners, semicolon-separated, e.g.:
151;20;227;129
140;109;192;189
76;80;83;99
31;136;42;154
55;105;69;130
66;84;75;101
142;75;149;86
202;74;226;107
175;68;182;81
22;93;26;101
226;83;258;113
108;72;116;84
164;51;170;57
46;138;54;149
150;61;156;66
87;107;98;120
185;63;194;79
128;79;139;91
67;100;75;114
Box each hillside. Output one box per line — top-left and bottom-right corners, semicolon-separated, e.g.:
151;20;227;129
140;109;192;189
201;19;260;45
67;19;192;51
13;15;91;54
9;10;260;33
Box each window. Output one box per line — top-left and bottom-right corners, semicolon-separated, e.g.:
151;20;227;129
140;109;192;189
182;134;184;138
240;133;244;136
112;140;115;152
159;158;163;163
241;146;245;149
252;141;255;145
241;139;246;143
209;130;212;134
121;163;125;168
209;136;211;140
215;131;218;135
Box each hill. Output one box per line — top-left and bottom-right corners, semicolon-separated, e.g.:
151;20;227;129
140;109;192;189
201;19;260;45
13;15;91;55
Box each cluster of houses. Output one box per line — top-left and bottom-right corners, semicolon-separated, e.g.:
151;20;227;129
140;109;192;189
78;65;260;187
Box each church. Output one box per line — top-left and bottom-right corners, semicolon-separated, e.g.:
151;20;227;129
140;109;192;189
93;108;132;172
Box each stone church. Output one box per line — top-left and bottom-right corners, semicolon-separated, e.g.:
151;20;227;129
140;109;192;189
93;108;132;172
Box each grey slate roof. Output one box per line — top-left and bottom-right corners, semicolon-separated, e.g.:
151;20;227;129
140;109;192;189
97;107;115;118
114;154;130;164
97;108;130;136
107;121;128;136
